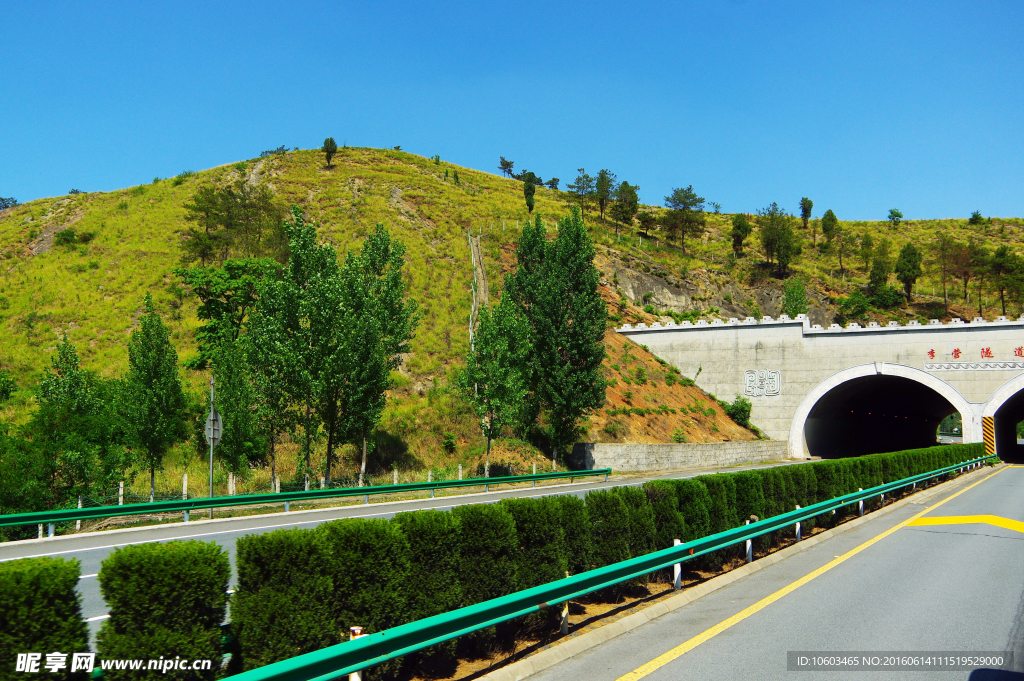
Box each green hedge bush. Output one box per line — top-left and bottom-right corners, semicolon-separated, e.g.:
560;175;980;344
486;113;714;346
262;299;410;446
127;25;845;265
97;540;229;681
393;510;462;673
0;557;90;681
233;528;335;670
500;497;567;589
554;494;592;576
585;489;631;570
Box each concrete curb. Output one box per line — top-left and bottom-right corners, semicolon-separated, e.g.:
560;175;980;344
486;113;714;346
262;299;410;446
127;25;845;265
478;463;999;681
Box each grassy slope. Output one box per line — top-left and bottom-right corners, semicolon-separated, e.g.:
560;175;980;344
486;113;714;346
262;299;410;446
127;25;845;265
0;149;756;496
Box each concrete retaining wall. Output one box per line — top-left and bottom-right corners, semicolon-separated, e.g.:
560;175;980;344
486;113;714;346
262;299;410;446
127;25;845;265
570;440;791;472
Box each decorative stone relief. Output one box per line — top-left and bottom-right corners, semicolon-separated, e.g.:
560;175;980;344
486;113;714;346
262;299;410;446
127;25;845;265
744;369;781;396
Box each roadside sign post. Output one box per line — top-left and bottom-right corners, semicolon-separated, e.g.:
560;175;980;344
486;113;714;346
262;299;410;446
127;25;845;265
204;377;222;520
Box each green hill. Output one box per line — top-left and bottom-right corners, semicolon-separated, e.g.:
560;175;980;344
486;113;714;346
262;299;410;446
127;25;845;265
0;146;1019;494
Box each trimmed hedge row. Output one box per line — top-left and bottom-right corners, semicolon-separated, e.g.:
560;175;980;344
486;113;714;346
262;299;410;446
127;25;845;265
0;557;90;681
97;541;230;681
0;443;984;680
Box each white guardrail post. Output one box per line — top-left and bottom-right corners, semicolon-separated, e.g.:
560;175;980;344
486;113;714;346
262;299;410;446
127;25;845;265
673;539;682;589
183;473;189;523
118;481;123;506
745;520;752;563
76;496;82;532
349;627;365;681
428;470;434;498
795;505;801;541
858;488;864;516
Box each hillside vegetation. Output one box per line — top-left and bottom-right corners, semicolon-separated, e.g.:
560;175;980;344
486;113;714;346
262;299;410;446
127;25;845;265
1;147;1015;495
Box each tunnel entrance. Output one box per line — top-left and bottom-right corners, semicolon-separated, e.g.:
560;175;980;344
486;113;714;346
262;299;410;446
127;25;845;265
804;375;960;458
992;389;1024;463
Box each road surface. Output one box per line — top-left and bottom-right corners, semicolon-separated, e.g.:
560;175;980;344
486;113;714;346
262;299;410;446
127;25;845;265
528;464;1024;681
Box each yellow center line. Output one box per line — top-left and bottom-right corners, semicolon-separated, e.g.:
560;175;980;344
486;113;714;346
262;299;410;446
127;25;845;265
908;514;1024;533
615;466;1008;681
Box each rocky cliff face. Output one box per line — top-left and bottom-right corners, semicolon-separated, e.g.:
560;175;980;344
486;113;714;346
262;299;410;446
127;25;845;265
595;246;837;327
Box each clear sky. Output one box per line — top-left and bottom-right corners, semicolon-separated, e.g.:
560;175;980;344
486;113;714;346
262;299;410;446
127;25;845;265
2;1;1021;220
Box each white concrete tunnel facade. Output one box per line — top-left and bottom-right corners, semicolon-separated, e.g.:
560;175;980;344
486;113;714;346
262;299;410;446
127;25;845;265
616;314;1024;459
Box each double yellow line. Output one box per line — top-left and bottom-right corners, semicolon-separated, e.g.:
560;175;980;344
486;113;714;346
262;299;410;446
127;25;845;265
615;466;1008;681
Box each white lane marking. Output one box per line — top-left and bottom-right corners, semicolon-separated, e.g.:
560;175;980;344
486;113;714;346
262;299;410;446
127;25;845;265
2;461;805;562
85;615;109;622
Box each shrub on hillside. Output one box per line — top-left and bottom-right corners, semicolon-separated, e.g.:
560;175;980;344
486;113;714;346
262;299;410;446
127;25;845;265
233;528;335;671
0;557;90;681
97;541;229;681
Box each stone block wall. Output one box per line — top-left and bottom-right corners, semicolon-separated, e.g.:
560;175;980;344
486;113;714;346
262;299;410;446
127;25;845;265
570;440;791;472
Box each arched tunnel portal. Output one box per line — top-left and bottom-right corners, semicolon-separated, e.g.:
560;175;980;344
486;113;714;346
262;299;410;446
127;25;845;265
984;375;1024;463
792;365;975;460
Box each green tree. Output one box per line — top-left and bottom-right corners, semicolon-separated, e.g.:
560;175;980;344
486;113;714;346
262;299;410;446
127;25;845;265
566;169;595;221
756;203;797;276
498;157;514;177
989;245;1023;316
859;232;874;271
969;210;985;225
211;335;265;475
523;178;536;214
663;186;706;254
594;169;617;223
506;210;606;467
609;181;639;235
781;279;808;318
338;225;419;485
545;178;560;190
820;209;838;244
175;258;281;370
833;225;851;275
731;213;752;255
799;197;813;230
888;208;903;229
461;297;531;476
322;137;338;168
932;232;956;315
120;295;188;501
180;183;286;265
636;211;657;237
894;242;924;303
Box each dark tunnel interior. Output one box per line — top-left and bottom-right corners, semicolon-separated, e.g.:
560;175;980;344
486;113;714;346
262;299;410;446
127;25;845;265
804;375;958;458
994;389;1024;463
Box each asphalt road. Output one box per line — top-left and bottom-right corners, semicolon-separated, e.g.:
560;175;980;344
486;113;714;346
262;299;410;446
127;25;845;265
0;459;808;643
529;464;1024;681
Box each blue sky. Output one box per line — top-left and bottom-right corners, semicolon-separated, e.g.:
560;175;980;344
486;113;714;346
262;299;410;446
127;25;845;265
2;1;1021;219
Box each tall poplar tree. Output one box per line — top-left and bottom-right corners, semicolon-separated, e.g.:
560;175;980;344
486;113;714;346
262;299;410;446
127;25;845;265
506;209;607;467
462;297;531;477
120;294;188;501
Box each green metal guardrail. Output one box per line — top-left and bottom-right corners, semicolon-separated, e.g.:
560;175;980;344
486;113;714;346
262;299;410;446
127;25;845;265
0;469;611;530
227;454;995;681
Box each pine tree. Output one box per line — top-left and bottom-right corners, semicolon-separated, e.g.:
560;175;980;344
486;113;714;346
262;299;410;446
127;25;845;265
322;137;338;168
894;242;923;303
799;197;813;230
523;178;536;214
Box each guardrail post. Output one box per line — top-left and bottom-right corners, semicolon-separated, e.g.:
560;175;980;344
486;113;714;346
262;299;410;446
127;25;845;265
349;627;365;681
47;523;54;538
745;520;752;563
880;493;885;507
118;481;123;506
795;505;801;541
183;473;188;500
560;571;571;635
304;474;309;493
285;501;290;512
395;469;399;485
912;481;916;492
605;471;609;482
858;488;863;516
184;510;189;523
428;470;434;498
37;524;42;539
458;465;462;481
673;539;682;589
76;496;82;532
